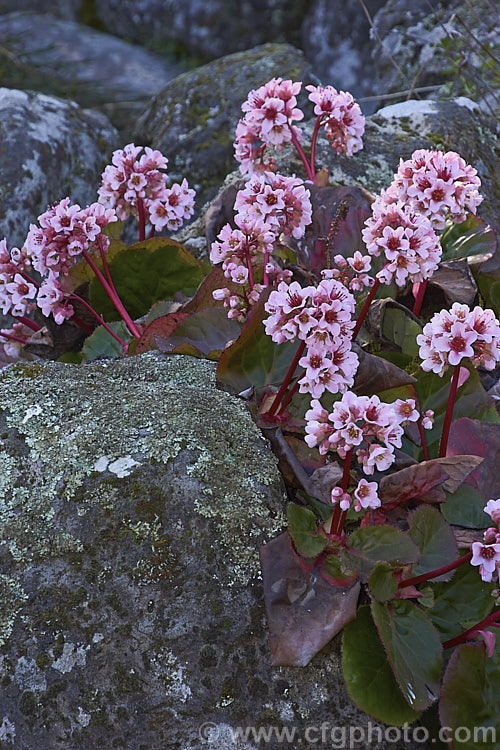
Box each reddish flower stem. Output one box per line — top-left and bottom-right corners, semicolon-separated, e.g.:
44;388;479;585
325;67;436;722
19;270;40;288
69;293;128;348
0;331;28;344
81;250;141;339
412;279;428;317
288;124;314;181
71;315;93;335
97;237;116;292
417;417;430;461
439;365;461;457
352;279;380;341
309;116;323;178
137;198;146;242
398;551;472;589
443;608;500;650
277;379;300;415
332;449;354;536
268;341;306;416
149;226;155;239
15;316;41;332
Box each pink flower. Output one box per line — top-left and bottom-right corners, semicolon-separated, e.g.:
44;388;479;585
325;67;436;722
353;479;380;512
393;398;420;424
4;273;37;316
306;85;365;156
471;542;500;583
331;486;351;511
485;499;500;527
421;410;435;430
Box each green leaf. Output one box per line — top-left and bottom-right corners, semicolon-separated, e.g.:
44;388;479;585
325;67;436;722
287;504;327;559
342;605;421;725
440;642;500;749
89;238;204;321
156;308;241;360
217;288;300;394
57;352;83;364
321;553;358;587
368;562;398;602
382;306;422;357
440;215;497;262
428;562;494;642
408;505;458;579
80;321;133;363
442;483;492;529
346;526;420;580
371;599;442;711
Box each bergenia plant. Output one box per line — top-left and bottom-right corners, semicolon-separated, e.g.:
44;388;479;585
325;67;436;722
1;74;499;748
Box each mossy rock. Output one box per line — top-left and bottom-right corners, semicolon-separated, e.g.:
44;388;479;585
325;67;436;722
0;352;423;748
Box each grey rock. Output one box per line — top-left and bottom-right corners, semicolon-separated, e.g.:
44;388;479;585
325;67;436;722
95;0;308;60
371;0;500;117
0;0;81;19
0;352;426;749
135;43;316;209
0;12;181;136
301;0;386;113
0;88;119;248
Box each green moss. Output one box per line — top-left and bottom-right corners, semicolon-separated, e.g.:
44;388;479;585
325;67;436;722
19;690;38;716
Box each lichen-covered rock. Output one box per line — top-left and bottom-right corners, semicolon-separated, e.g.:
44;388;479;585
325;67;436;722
0;12;181;136
0;88;118;247
95;0;308;60
134;44;316;208
371;0;500;116
300;0;386;110
0;353;421;749
0;0;80;19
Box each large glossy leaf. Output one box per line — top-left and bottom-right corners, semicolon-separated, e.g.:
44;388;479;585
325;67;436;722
287;503;327;559
443;418;500;528
260;531;360;666
407;506;458;579
133;311;190;354
67;238;128;286
217;288;300;394
440;642;500;749
365;299;422;359
155;308;241;360
342;606;421;725
371;599;442;712
182;266;242;314
428;563;494;643
281;185;373;273
368;562;398;602
440;215;497;263
89;238;204;321
353;345;416;395
81;321;133;363
346;526;420;580
427;259;478;307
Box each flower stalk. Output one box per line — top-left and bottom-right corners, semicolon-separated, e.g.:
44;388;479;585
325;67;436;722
439;365;461;457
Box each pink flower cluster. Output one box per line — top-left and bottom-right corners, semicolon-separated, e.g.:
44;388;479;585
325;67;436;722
306;85;365;156
233;171;312;239
471;499;500;583
331;479;379;513
98;143;195;231
305;392;407;471
417;303;500;375
210;172;312;321
362;198;442;287
235;78;304;174
323;253;374;293
264;279;358;397
234;78;364;174
25;199;116;276
389;149;482;229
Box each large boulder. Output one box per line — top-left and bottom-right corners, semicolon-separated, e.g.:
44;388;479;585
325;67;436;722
0;352;423;749
371;0;500;116
300;0;386;111
0;0;81;18
95;0;308;61
134;44;316;209
0;12;181;136
0;89;118;248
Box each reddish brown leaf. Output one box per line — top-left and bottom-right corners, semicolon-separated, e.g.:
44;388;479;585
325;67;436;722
260;531;360;666
353;345;416;395
134;311;190;354
447;418;500;498
182;267;241;314
379;456;482;509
